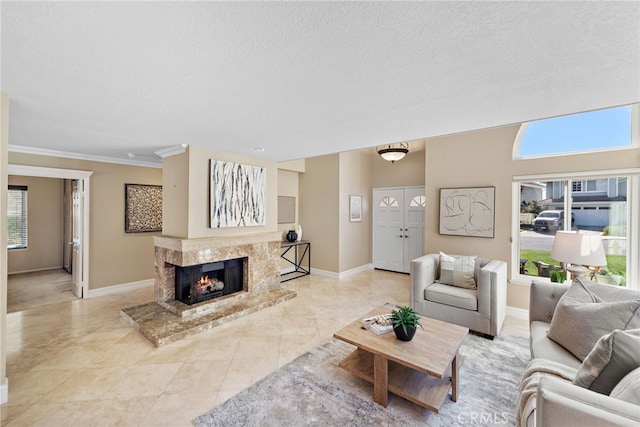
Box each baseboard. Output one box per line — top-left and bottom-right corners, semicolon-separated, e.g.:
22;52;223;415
7;266;64;275
309;268;339;280
310;264;374;280
1;377;7;404
338;263;373;279
86;279;154;298
507;305;529;320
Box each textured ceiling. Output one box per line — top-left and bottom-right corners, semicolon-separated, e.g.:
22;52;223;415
2;1;639;166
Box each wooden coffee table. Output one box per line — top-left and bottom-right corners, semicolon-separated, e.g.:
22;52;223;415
333;306;469;413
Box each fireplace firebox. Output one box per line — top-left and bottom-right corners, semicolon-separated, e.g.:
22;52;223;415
175;257;245;305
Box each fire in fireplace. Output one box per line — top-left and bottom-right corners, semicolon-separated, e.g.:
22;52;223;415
175;257;245;305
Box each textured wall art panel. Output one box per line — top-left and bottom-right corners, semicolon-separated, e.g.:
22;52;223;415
439;186;495;238
125;184;163;233
210;160;266;228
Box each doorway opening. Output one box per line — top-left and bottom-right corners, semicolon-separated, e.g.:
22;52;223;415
7;165;92;299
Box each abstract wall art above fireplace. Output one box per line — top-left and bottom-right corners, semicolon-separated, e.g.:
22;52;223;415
210;159;266;228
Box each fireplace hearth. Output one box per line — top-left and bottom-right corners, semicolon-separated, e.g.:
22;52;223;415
175;257;245;305
120;233;297;346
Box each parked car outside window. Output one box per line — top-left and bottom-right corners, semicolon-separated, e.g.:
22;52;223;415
532;210;575;232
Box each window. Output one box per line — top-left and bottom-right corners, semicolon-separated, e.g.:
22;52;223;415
7;185;28;249
379;196;399;207
515;174;637;288
516;105;636;158
409;195;425;207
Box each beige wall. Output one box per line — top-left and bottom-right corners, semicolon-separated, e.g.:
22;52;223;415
162;145;278;239
277;168;300;269
162;151;189;238
7;152;162;290
299;154;340;272
277;169;299;235
300;147;425;274
425;124;640;309
1;92;9;396
371;146;425;189
7;176;64;273
339;150;373;271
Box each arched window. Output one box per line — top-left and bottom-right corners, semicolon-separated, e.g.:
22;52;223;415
379;196;399;207
409;195;425;207
515;105;635;158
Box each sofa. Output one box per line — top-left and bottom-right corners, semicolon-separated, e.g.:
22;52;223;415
518;278;640;427
410;253;507;338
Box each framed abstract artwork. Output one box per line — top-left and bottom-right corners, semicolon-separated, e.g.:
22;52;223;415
125;184;163;233
210;159;266;228
439;186;495;238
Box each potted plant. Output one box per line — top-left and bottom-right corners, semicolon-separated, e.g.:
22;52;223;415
594;268;623;286
390;306;422;341
549;268;565;283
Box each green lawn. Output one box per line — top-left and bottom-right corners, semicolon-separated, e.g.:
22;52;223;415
520;249;627;285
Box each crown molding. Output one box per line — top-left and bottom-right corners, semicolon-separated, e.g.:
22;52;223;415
8;145;162;168
8;164;93;179
155;144;188;159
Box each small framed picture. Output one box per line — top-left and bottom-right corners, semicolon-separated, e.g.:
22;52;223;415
350;195;362;222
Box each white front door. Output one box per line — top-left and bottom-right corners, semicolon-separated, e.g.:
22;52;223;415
373;187;425;273
373;189;405;272
71;180;83;298
403;187;426;273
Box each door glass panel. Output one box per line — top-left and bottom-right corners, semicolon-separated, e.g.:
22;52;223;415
409;195;425;207
379;196;399;207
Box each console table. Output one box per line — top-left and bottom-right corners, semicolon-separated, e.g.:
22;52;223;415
280;240;310;282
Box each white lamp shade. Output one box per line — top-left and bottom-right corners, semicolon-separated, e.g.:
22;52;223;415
551;230;607;267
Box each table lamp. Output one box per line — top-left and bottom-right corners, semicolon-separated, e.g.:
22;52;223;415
551;230;607;279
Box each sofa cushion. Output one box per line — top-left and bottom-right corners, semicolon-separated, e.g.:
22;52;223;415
530;321;582;370
610;366;640;405
573;329;640;395
436;251;477;289
547;279;640;361
424;283;477;311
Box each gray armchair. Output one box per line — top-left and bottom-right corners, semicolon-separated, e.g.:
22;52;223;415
410;253;507;338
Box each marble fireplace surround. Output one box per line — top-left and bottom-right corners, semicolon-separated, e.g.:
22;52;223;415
121;232;297;346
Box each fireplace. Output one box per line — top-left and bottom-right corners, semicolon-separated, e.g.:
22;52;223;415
175;257;245;305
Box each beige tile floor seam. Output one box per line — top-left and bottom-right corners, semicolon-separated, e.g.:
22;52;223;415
3;268;529;426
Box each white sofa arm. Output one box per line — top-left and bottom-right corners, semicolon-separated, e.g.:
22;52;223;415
536;376;640;427
477;259;507;336
410;254;438;310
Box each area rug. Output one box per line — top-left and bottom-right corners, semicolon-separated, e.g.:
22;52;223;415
194;333;530;426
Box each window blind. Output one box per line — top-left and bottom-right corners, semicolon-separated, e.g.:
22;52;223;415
7;185;28;249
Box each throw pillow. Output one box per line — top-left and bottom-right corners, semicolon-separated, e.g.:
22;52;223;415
573;329;640;395
437;251;476;289
610;366;640;405
547;280;640;361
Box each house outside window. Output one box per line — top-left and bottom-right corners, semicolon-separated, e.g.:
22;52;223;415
7;185;28;249
516;175;631;286
513;104;639;289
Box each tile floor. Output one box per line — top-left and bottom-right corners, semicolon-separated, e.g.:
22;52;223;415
7;269;76;313
2;269;529;426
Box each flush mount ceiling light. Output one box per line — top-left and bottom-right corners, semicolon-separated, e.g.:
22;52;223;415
377;142;409;163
